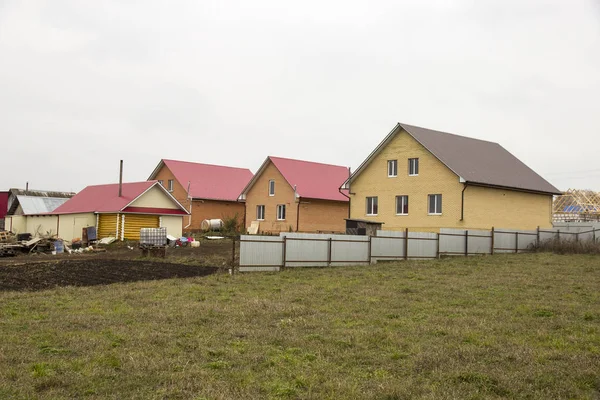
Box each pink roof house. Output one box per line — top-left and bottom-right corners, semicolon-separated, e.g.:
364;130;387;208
239;156;350;233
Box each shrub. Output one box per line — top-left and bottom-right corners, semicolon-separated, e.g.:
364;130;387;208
530;237;600;255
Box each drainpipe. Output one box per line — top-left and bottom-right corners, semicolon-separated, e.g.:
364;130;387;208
338;167;352;218
460;183;468;221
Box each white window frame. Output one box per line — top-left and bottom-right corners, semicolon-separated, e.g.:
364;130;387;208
168;179;174;192
256;205;265;221
396;195;409;215
366;196;378;216
408;158;419;176
387;160;398;177
276;204;286;220
269;180;275;196
428;194;442;215
158;180;164;186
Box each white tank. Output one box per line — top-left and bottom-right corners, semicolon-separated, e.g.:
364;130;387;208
201;219;224;231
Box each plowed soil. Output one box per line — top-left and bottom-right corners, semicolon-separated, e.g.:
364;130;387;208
0;259;218;292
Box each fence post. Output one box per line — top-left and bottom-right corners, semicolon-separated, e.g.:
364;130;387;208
367;235;372;264
327;238;332;267
594;229;596;243
436;232;440;258
556;229;560;241
231;237;236;274
404;228;409;261
490;227;495;255
515;232;519;253
536;226;540;247
281;236;287;270
465;230;469;257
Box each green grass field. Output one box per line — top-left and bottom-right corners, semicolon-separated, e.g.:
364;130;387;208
1;253;599;399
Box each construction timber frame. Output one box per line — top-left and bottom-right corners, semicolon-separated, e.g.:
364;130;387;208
553;189;600;222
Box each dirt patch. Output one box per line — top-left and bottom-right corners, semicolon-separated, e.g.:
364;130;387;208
0;259;218;292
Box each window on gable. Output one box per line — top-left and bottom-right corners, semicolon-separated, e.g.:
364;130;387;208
387;160;398;177
396;195;409;215
366;196;378;216
256;205;265;220
428;194;442;215
269;180;275;196
408;158;419;176
276;204;286;220
158;180;164;186
168;179;174;192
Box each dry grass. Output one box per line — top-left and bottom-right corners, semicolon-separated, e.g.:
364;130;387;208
0;253;599;399
532;238;600;255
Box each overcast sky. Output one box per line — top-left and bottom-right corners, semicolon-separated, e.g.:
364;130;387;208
1;0;599;193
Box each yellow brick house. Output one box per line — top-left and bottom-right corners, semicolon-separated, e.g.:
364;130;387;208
341;123;561;231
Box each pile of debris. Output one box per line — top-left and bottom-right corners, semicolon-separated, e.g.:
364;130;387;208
0;231;106;257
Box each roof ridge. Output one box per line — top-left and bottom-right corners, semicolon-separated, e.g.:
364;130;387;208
163;159;251;171
399;122;500;146
269;156;348;169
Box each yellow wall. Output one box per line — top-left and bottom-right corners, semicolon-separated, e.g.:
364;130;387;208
350;128;553;231
22;213;96;240
464;185;552;229
4;216;26;234
129;185;180;209
298;199;348;233
160;215;183;237
25;215;59;237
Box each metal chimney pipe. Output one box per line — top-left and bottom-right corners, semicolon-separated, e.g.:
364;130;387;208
26;181;29;193
119;160;123;197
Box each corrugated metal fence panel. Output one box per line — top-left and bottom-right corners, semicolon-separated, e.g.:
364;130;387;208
467;229;492;254
372;231;405;260
98;213;119;239
280;233;369;266
494;228;537;253
123;214;159;240
439;229;465;255
239;235;283;271
407;232;437;259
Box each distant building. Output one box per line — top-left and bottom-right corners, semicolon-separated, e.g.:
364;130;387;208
0;191;8;230
6;188;75;216
4;181;188;241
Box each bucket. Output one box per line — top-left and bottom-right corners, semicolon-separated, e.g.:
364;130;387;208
54;241;64;254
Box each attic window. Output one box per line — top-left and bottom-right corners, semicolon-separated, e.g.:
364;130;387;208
387;160;398;177
269;180;275;196
158;180;164;186
168;180;174;192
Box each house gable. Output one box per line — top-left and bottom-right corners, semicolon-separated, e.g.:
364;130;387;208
129;185;181;209
244;160;297;232
350;128;464;231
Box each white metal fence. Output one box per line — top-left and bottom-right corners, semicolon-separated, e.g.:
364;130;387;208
239;226;600;272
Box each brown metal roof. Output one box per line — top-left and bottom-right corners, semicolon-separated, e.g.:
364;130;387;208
348;123;561;195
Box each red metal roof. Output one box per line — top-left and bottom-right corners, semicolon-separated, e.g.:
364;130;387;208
269;157;349;202
159;159;254;201
0;191;8;218
50;181;183;215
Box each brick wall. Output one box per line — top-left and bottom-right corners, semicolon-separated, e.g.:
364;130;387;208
298;199;348;233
